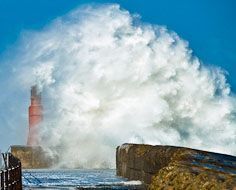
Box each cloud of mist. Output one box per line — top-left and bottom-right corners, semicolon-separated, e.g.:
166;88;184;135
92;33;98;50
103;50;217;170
1;4;236;168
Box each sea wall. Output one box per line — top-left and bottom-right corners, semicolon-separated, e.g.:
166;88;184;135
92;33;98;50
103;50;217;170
116;144;236;189
11;145;53;169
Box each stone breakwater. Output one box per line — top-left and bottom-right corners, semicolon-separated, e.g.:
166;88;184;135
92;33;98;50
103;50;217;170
11;146;54;169
116;144;236;190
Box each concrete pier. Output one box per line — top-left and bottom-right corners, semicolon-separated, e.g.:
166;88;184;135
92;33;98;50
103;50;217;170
116;143;236;189
11;146;53;169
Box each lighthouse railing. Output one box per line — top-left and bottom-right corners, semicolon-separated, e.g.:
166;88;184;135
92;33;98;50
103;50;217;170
0;153;22;190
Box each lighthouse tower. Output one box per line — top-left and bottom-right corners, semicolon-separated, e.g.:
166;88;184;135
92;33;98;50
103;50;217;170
11;86;53;168
27;86;43;146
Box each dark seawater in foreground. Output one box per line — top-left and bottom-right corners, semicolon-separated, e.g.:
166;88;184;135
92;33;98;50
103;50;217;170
23;169;143;190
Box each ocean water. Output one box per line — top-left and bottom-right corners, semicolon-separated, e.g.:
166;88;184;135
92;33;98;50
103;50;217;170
22;169;143;189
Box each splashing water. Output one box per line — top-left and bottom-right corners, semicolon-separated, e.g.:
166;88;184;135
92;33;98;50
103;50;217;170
3;4;236;168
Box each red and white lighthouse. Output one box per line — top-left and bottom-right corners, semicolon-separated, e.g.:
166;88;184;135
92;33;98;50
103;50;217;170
27;86;43;146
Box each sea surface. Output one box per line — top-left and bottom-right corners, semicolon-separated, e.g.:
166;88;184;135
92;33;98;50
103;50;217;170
22;169;143;190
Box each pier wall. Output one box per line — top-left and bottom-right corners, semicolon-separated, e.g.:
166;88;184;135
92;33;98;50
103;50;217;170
116;143;236;189
11;146;52;169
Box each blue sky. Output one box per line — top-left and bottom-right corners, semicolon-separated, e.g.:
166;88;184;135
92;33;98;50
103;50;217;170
0;0;235;92
0;0;235;153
